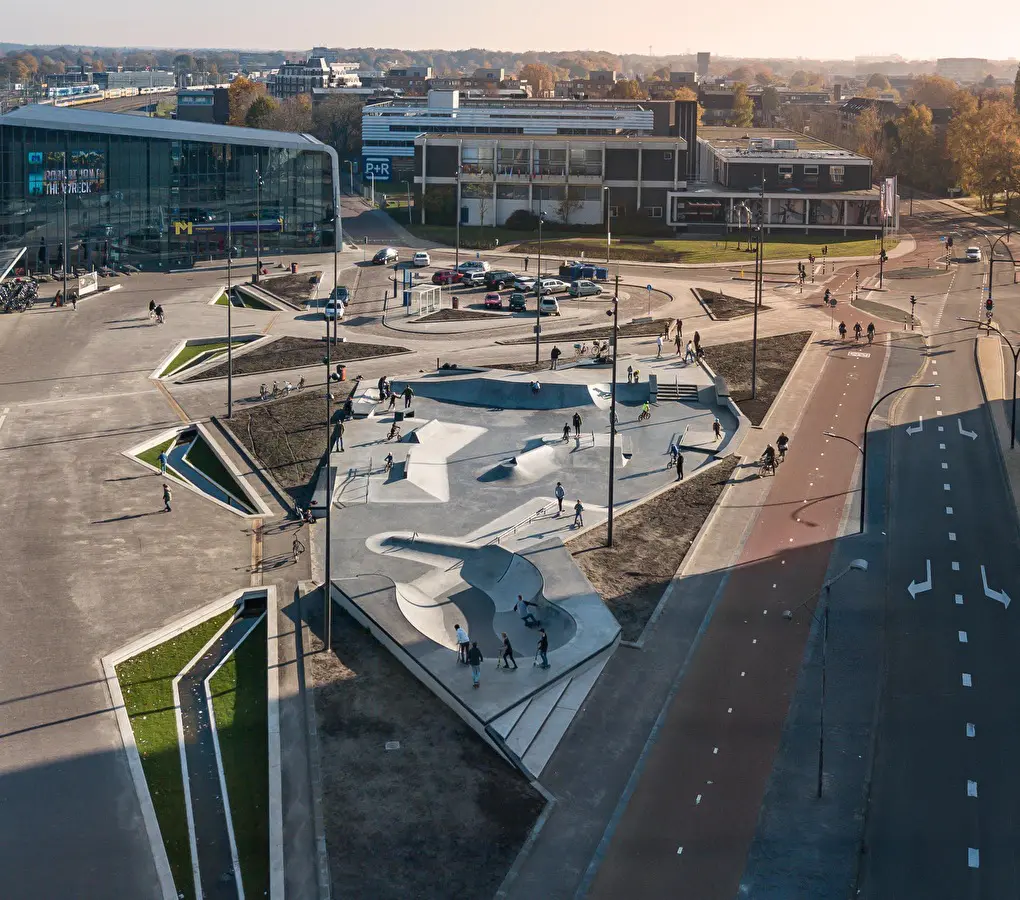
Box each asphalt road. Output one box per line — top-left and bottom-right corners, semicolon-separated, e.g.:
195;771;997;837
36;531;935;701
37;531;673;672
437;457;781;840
858;205;1020;898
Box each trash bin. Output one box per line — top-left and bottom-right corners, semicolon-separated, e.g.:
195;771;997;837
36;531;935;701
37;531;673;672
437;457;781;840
452;297;460;309
291;262;299;274
338;365;347;381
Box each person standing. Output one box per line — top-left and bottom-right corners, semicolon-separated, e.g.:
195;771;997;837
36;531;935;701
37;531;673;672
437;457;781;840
572;411;582;438
500;632;518;670
162;483;173;513
573;499;584;528
554;481;565;515
402;385;414;409
337;419;345;452
537;629;550;669
551;345;561;370
693;330;701;354
675;451;684;481
675;318;683;340
627;365;634;384
675;331;683;355
524;256;530;272
455;624;470;664
467;642;484;688
158;449;169;475
713;418;722;441
656;334;664;358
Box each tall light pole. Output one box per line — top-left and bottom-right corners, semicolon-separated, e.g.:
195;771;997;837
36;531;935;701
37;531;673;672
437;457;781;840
323;296;334;652
784;559;870;798
402;179;412;225
534;210;544;365
254;161;263;284
604;186;611;269
751;174;764;399
959;317;1020;447
346;160;355;194
606;278;621;547
824;382;938;533
986;232;1017;316
226;212;233;418
61;146;68;303
455;164;462;270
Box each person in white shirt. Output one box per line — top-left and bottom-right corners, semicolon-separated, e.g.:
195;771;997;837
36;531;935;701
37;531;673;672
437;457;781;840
515;595;540;627
455;624;470;664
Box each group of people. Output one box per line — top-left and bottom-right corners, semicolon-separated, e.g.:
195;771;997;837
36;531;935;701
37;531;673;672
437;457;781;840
760;431;790;475
455;599;551;688
554;481;585;527
147;299;165;324
837;321;875;344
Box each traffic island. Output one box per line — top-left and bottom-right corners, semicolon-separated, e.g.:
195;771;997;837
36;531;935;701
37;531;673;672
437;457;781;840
570;456;739;642
213;290;276;310
693;287;767;321
259;269;323;304
154;335;263;380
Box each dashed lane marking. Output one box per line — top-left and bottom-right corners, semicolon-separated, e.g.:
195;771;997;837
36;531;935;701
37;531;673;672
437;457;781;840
695;794;702;805
944;484;951;491
959;631;968;643
967;723;976;737
0;407;7;436
963;673;973;687
949;532;957;540
940;443;946;450
947;507;954;514
952;561;960;571
968;848;980;868
939;426;944;432
968;781;978;797
956;594;964;605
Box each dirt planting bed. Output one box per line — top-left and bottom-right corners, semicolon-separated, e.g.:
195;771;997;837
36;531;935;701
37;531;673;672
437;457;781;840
694;288;766;320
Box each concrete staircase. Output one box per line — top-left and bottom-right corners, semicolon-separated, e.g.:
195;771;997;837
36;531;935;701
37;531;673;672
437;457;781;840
656;380;700;403
489;648;613;778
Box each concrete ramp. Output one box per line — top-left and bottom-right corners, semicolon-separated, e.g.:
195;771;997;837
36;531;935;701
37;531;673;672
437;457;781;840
392;376;611;411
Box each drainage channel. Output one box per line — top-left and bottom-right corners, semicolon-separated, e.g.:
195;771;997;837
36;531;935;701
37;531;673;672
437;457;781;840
178;596;265;899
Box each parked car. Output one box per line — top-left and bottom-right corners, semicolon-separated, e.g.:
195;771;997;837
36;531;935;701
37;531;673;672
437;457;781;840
322;298;346;320
372;247;398;264
484;269;516;290
966;246;982;261
569;279;604;297
537;278;568;295
539;296;561;316
483;292;503;309
513;275;537;292
461;271;487;287
457;259;491;274
412;251;431;267
508;292;528;311
432;269;463;285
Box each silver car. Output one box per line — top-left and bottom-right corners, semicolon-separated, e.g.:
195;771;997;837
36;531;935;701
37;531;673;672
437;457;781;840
569;279;604;297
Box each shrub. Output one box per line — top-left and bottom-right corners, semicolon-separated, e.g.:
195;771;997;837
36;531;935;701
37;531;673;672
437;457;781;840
504;209;540;231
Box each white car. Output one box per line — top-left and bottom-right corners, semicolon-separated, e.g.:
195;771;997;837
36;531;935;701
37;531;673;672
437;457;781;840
513;275;537;292
457;260;491;274
461;271;487;287
539;297;561;315
412;251;431;267
965;246;982;262
322;298;345;319
537;278;568;295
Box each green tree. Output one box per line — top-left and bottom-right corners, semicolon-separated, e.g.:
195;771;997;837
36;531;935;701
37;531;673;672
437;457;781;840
729;83;754;127
228;76;266;125
244;95;279;129
311;95;363;158
866;73;891;91
892;105;939;190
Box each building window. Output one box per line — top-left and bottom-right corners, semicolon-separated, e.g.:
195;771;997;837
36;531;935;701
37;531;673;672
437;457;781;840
664;152;672;160
830;165;844;184
646;206;663;218
609;206;619;218
804;165;819;175
778;164;793;184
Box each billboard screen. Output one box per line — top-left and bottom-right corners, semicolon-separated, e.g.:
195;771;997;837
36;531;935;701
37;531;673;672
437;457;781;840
27;149;106;196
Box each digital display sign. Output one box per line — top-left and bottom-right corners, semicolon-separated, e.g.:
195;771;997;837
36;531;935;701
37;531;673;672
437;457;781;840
27;149;106;196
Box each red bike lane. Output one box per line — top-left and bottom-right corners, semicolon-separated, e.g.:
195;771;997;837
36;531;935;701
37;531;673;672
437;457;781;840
589;339;886;900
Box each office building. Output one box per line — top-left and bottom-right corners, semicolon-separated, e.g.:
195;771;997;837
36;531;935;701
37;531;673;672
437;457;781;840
414;132;687;227
697;52;711;79
0;105;340;271
935;58;990;84
93;69;175;91
177;87;231;125
267;58;361;99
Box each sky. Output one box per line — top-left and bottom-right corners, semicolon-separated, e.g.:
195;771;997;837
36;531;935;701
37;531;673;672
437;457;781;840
4;0;1019;62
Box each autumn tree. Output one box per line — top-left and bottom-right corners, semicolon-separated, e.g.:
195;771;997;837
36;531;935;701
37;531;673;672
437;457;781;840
607;79;647;100
244;95;279;129
891;104;940;191
1015;65;1020;115
760;86;780;125
519;63;555;95
267;95;313;133
229;76;267;125
947;100;1020;208
908;75;962;110
312;95;363;159
673;86;705;124
866;73;891;91
728;65;755;83
729;83;754;127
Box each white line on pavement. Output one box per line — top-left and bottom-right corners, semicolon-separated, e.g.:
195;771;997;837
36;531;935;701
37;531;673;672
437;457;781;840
952;562;960;571
956;594;964;605
950;533;957;541
946;507;954;514
695;794;702;805
15;388;158;407
967;723;976;737
940;443;946;450
944;484;951;491
938;426;944;432
677;846;684;856
968;781;978;797
959;631;968;643
942;463;949;469
963;673;973;687
0;407;8;435
968;848;980;868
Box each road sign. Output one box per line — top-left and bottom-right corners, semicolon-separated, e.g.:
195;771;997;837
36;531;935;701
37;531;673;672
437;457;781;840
362;157;392;181
830;298;838;307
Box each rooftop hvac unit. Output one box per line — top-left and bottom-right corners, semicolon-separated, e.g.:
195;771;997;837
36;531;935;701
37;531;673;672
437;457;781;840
774;138;798;150
749;138;774;150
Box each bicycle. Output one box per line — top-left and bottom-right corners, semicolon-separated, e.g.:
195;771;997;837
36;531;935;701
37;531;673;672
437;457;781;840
637;408;651;422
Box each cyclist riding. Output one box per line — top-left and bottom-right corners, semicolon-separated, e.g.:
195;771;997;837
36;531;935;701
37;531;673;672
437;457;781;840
777;432;789;462
866;322;875;344
838;321;847;340
761;443;777;475
638;401;651;421
853;322;862;341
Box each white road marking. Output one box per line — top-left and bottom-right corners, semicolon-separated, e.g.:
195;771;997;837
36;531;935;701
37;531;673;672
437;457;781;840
938;426;944;432
980;565;1012;609
937;410;943;416
907;560;933;599
969;848;980;868
0;407;8;435
727;707;733;713
740;672;745;677
713;747;719;754
956;594;964;605
946;507;954;514
695;794;702;805
968;780;978;797
958;420;978;440
906;416;923;436
952;561;960;571
677;846;684;856
936;396;941;401
967;723;976;737
753;638;758;644
944;484;951;491
950;533;957;541
942;463;949;470
940;443;946;450
963;673;973;687
959;631;968;643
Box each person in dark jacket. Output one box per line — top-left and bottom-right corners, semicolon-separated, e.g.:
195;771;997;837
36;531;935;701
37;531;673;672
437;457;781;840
467;642;484;687
499;633;518;670
536;630;550;669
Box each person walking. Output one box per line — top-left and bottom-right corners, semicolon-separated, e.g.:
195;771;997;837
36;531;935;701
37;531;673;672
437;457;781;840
713;418;722;440
499;632;518;670
675;332;683;355
70;294;77;311
467;642;484;688
388;391;397;411
675;451;684;481
551;345;561;370
455;624;470;664
662;320;670;339
685;340;695;363
158;449;169;475
693;330;701;355
402;385;414;409
536;629;550;669
515;594;540;627
572;411;582;438
656;334;664;358
292;536;305;560
554;481;565;515
675;318;683;340
573;499;584;528
162;483;173;513
562;422;570;442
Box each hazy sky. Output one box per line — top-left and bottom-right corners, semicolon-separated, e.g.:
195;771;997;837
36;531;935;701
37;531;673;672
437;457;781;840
5;0;1019;61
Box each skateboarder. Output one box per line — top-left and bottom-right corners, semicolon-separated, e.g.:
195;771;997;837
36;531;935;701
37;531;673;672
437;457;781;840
573;499;584;528
515;595;540;627
455;624;470;664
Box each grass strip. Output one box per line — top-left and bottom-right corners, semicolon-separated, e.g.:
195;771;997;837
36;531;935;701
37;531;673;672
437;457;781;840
183;435;255;512
209;616;269;900
115;609;235;900
136;436;175;471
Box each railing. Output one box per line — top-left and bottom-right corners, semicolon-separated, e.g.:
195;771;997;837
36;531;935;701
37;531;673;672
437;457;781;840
486;503;553;546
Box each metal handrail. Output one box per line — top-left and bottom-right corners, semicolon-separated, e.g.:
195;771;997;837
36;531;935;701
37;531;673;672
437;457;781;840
486;503;553;546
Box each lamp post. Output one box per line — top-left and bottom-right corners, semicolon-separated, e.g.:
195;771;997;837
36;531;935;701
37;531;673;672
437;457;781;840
604;186;612;269
534;210;544;366
346;160;355;194
959;317;1020;448
986;232;1018;316
751;177;765;400
61;146;68;304
227;212;233;418
783;559;869;798
402;179;412;225
254;162;263;284
323;305;334;652
455;165;462;270
606;278;621;547
824;382;938;533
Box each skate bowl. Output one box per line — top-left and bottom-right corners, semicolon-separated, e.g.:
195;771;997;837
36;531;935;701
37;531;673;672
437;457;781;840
391;374;650;411
367;532;575;658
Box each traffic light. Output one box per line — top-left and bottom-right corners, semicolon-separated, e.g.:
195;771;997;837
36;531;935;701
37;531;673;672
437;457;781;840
987;298;994;312
910;294;916;306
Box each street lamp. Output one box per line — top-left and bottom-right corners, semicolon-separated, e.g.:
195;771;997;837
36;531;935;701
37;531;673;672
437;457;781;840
606;277;621;547
534;209;545;366
322;315;336;652
986;232;1018;313
402;180;412;225
603;186;612;269
254;162;264;284
226;212;233;418
455;163;462;270
824;382;938;533
751;175;765;399
959;317;1020;448
345;160;355;195
783;558;869;798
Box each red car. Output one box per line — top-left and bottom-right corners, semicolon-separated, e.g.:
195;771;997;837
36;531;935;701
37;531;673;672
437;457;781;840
483;292;503;309
432;269;464;285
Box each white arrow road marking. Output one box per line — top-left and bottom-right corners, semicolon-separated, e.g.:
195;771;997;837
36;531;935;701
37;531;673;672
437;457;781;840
0;407;8;436
906;416;924;436
958;419;978;440
907;560;933;599
980;565;1011;609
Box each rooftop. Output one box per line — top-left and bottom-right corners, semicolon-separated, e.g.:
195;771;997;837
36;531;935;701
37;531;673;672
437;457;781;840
699;126;869;162
415;132;686;147
0;105;327;151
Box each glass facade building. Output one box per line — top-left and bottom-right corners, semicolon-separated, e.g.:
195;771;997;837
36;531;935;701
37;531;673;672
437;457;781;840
0;105;339;272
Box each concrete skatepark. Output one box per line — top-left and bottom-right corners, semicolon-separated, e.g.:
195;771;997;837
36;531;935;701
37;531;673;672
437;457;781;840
326;358;739;775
